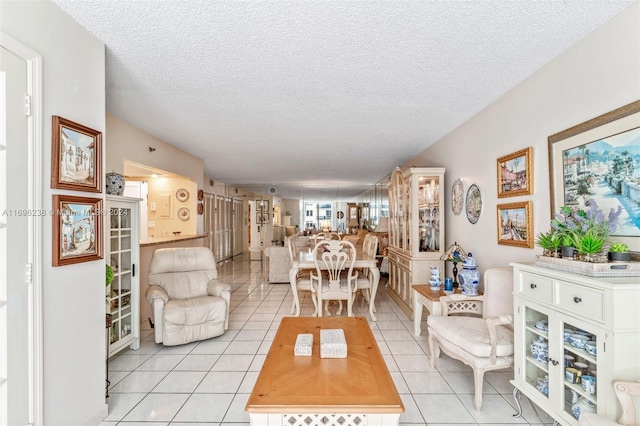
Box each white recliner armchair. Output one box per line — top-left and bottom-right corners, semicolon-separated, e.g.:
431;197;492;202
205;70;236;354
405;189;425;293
146;247;231;346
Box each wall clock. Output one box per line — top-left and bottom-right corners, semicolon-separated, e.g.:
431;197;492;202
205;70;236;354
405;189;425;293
465;184;482;224
451;179;464;215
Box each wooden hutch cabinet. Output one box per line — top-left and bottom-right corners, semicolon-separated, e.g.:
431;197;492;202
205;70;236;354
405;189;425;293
387;167;445;315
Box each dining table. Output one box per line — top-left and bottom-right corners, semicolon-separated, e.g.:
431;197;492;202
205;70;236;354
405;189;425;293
289;246;381;321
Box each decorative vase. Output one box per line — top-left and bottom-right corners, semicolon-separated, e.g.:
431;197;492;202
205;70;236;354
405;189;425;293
608;251;631;262
105;172;125;195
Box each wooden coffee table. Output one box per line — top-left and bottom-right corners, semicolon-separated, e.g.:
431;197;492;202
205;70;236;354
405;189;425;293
246;317;404;426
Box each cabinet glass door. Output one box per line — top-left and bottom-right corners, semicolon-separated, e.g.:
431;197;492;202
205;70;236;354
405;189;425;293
560;319;598;421
523;305;551;402
109;205;134;346
417;174;440;253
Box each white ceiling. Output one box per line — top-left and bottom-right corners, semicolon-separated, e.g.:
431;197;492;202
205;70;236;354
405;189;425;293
52;0;633;200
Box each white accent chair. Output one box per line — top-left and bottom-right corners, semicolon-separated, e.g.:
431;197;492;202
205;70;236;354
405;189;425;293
312;239;358;317
145;247;230;346
427;268;514;411
578;380;640;426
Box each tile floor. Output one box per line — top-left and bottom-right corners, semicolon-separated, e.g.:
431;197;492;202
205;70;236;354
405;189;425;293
101;252;555;426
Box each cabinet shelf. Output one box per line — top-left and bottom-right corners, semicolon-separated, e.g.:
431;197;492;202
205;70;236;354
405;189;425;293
563;343;596;364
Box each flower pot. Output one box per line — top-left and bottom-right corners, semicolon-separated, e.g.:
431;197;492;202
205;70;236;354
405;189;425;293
561;246;576;259
542;248;561;258
608;251;631;262
576;251;607;263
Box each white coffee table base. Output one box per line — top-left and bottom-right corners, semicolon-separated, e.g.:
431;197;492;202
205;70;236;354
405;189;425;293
249;413;400;426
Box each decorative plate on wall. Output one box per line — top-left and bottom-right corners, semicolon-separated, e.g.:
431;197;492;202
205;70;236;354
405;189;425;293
337;211;344;219
451;179;464;215
177;207;190;221
176;188;189;202
197;189;204;201
465;184;482;224
197;203;204;215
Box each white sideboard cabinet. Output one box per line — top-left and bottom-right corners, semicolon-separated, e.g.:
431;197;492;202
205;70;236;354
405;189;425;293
106;195;141;357
510;262;640;425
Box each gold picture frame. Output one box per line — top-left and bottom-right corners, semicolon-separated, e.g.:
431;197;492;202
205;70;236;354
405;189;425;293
497;147;533;198
548;100;640;249
497;201;532;248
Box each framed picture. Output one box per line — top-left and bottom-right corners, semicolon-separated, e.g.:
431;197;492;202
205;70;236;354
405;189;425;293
465;184;482;224
497;201;533;248
497;147;533;198
51;116;102;192
256;200;269;213
548;101;640;247
52;195;103;266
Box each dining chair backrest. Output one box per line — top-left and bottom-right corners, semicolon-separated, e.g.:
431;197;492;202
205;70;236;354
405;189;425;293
366;235;379;258
313;233;327;246
287;236;297;261
312;239;357;288
329;232;341;240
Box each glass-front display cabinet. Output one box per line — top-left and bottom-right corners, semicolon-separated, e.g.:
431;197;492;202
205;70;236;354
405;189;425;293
387;167;445;314
511;263;640;425
106;195;140;357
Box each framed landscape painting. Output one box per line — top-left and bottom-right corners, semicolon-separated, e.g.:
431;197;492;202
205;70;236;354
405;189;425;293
497;147;532;198
548;101;640;250
497;201;532;248
51;115;102;192
52;195;103;266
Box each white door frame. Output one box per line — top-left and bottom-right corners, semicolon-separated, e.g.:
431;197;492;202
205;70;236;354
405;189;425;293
0;31;44;426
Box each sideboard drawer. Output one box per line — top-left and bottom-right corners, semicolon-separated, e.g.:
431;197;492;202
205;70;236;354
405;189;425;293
519;272;553;304
557;281;604;322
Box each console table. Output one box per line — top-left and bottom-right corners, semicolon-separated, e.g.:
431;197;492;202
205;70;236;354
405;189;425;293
246;317;404;426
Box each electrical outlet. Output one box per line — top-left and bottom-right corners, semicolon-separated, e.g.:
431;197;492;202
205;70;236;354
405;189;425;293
148;221;156;228
150;202;157;212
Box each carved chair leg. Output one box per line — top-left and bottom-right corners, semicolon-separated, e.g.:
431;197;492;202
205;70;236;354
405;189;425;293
473;368;486;411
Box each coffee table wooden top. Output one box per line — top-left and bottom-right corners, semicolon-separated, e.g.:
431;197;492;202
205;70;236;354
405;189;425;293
245;317;404;414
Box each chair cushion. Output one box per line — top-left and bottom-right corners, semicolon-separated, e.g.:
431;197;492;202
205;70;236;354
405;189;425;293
577;413;618;426
427;316;514;358
163;296;226;346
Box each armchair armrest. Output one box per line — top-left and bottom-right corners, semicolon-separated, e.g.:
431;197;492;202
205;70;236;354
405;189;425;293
486;314;514;363
145;285;169;304
207;279;231;297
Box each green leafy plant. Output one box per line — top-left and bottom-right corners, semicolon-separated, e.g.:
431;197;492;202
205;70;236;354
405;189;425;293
609;242;629;253
571;231;605;254
106;264;115;286
535;230;562;250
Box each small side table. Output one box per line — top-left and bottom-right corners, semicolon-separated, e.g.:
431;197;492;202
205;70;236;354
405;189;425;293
411;285;482;336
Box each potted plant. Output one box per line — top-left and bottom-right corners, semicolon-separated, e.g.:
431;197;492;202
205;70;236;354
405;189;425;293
106;264;115;311
535;230;562;257
608;242;631;262
549;200;623;262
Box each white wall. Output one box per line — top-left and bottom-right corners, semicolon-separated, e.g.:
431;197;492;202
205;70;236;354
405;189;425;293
1;1;107;425
404;2;640;272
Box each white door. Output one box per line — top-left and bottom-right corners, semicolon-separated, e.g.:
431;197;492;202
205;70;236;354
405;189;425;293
1;45;32;426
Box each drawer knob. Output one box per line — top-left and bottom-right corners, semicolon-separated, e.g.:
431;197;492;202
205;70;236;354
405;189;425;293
574;297;582;303
530;283;537;289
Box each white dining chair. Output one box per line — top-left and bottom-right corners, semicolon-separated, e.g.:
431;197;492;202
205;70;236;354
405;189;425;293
287;237;318;316
311;239;358;317
356;235;378;308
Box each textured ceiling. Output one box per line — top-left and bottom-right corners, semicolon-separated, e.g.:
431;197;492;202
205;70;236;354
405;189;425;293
52;0;633;200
